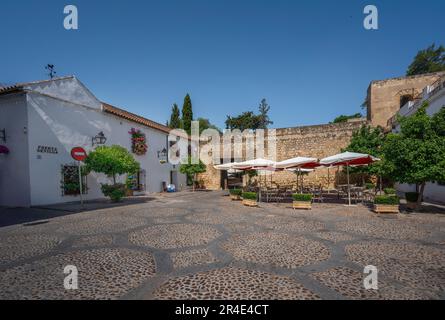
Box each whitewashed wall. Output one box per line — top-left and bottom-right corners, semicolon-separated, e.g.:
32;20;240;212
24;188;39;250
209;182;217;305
0;94;31;207
1;77;186;207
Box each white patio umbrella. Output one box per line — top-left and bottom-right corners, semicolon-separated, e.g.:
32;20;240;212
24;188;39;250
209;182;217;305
275;157;319;169
320;152;380;206
214;162;238;170
232;158;276;170
285;168;315;192
231;159;277;201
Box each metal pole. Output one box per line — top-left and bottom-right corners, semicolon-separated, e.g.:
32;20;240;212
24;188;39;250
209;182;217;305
327;167;330;194
78;161;84;208
347;163;351;206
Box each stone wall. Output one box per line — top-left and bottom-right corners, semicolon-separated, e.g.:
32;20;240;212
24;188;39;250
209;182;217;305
367;72;444;128
199;120;368;190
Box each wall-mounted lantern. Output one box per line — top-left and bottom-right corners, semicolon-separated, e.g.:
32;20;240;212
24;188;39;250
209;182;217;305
92;131;107;147
158;147;167;163
0;129;6;142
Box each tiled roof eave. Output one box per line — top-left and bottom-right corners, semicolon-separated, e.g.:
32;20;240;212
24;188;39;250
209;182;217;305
102;103;172;135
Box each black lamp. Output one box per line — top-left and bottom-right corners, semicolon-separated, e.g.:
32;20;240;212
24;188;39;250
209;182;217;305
157;148;167;159
92;131;107;146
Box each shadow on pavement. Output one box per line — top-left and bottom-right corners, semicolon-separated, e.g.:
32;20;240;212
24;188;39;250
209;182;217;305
0;196;156;228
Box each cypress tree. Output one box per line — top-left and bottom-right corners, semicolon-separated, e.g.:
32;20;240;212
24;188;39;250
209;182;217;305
169;103;181;129
182;94;193;133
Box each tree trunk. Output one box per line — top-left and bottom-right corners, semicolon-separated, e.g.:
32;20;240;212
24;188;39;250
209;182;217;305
417;182;425;208
113;174;116;185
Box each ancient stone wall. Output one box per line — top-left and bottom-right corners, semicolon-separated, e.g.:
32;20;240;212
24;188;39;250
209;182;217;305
367;72;444;128
199;120;367;190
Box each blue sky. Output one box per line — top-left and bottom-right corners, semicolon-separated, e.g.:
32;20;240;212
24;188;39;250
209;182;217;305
1;0;444;129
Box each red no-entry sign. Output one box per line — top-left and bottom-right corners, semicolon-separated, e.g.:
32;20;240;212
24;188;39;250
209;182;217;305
71;147;87;162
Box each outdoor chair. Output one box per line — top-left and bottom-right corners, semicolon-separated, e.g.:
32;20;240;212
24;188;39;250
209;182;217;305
312;186;324;203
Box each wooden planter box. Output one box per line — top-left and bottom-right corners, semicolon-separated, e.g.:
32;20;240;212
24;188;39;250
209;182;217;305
243;199;258;207
230;194;241;201
374;204;399;214
293;201;312;210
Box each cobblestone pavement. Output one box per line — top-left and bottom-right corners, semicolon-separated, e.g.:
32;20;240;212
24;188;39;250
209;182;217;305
0;191;444;300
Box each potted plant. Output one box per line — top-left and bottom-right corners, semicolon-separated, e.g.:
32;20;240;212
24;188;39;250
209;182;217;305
405;192;420;210
125;177;134;197
242;192;258;207
292;193;313;210
229;189;242;201
101;183;126;203
383;187;396;195
374;195;400;214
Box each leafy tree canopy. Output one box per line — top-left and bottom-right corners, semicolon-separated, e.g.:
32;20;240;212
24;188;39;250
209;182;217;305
85;145;140;184
382;103;445;204
179;156;207;191
196;117;221;134
343;125;387;177
225;98;273;131
406;43;445;76
179;157;206;176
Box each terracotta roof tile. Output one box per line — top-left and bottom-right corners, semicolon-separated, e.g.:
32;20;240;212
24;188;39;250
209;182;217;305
102;102;172;134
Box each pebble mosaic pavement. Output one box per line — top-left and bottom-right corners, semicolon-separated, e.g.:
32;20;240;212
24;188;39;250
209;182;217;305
0;191;444;300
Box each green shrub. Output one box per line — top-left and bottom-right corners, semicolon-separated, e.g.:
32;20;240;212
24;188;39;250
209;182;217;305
365;183;375;190
242;192;257;200
229;189;242;196
101;183;126;202
384;188;396;195
374;195;400;205
405;192;419;203
292;193;313;202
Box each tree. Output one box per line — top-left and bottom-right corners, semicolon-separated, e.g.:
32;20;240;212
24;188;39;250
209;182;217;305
179;156;206;191
332;113;362;123
343;125;387;188
182;94;193;133
225;98;273;131
85;145;140;184
382;103;445;207
257;98;273;129
169;103;181;129
225;111;261;131
196;117;221;134
406;44;445;76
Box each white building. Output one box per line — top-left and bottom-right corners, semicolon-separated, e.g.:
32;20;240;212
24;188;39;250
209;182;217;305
389;75;445;204
0;76;187;207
